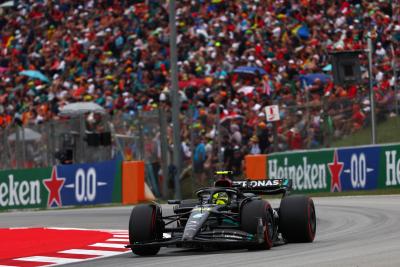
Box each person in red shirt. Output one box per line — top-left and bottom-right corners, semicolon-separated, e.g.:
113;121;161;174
286;128;303;150
351;104;366;133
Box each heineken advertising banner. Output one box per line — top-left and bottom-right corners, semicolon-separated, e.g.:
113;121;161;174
0;160;122;211
268;143;400;193
57;160;122;207
0;167;50;211
379;144;400;188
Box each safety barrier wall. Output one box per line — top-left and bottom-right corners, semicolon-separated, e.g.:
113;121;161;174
122;161;145;205
246;143;400;193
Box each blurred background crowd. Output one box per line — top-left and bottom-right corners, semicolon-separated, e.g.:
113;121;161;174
0;0;400;180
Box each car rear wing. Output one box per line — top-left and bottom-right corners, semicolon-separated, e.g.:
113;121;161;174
232;179;292;195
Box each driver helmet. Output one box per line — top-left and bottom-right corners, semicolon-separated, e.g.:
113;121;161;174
212;192;229;205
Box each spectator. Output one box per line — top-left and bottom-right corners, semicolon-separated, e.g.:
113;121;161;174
193;135;206;185
248;135;261;155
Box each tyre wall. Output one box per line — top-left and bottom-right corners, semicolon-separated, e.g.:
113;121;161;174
245;143;400;193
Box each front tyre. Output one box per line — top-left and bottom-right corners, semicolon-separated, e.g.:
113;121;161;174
129;204;162;256
241;200;274;250
279;195;316;243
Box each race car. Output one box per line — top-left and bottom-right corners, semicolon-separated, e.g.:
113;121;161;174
127;171;316;256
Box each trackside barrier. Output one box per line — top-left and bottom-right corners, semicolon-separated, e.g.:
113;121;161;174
262;143;400;193
244;154;268;180
122;161;155;205
0;160;122;211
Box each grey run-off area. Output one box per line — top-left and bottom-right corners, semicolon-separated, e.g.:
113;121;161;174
1;195;400;267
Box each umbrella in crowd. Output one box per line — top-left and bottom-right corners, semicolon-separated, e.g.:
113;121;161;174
59;102;106;116
0;1;13;8
299;73;332;86
233;66;267;76
19;70;50;83
220;112;244;127
8;128;42;141
237;86;256;95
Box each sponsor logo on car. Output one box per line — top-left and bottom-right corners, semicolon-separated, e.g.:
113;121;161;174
233;179;282;188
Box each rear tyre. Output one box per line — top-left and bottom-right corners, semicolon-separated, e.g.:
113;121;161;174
241;200;273;250
129;204;162;256
279;195;316;243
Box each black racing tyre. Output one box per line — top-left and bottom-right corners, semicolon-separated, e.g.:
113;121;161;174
279;195;316;243
241;200;273;250
129;204;162;256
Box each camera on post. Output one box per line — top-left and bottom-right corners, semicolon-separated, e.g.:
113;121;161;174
330;50;363;86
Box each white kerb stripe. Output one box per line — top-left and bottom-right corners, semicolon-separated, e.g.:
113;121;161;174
0;265;18;267
107;238;129;242
60;249;122;256
89;243;127;248
113;235;128;238
16;256;82;264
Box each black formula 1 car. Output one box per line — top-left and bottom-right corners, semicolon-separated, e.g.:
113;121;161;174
126;172;316;256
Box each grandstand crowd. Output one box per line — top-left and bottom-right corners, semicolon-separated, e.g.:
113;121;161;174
0;0;399;173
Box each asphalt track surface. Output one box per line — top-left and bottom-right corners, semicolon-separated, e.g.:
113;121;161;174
1;195;400;267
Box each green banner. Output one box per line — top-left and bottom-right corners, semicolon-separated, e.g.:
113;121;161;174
379;144;400;189
268;150;333;193
268;143;400;193
0;167;52;211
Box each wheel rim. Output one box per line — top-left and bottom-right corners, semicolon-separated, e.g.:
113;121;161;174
263;211;273;248
266;215;273;241
308;201;316;238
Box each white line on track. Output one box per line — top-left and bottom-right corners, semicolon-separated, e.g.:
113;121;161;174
107;238;129;242
16;256;82;264
60;249;123;256
113;234;129;238
89;243;127;248
45;227;128;233
0;265;18;267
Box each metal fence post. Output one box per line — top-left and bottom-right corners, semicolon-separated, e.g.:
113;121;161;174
159;108;170;198
46;122;52;166
4;127;10;169
188;106;195;192
79;114;86;163
169;0;182;199
216;103;222;164
368;37;377;144
15;126;20;169
21;126;26;168
321;96;331;147
137;112;145;161
50;121;56;166
392;44;399;116
108;121;126;161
